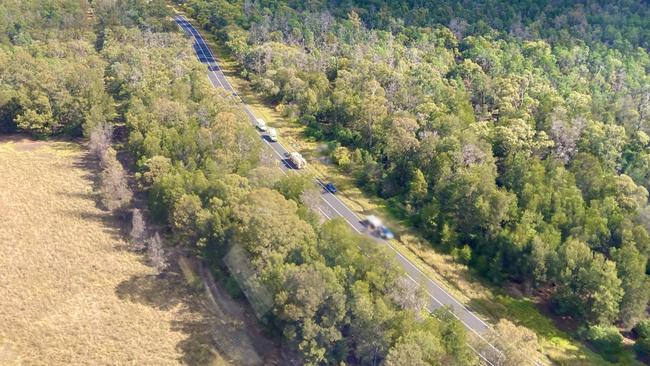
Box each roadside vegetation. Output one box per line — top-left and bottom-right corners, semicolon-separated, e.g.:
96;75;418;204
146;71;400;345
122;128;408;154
0;2;283;365
179;0;650;364
0;1;481;365
99;8;475;365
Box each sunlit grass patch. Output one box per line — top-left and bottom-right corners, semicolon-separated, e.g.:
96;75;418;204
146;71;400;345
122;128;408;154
0;136;234;365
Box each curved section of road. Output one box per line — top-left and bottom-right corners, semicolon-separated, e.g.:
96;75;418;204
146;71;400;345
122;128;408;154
173;14;525;365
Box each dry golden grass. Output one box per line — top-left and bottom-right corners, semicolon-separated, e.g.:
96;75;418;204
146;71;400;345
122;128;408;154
0;136;270;366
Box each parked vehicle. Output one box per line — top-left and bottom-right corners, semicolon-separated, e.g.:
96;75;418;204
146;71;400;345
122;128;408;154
255;118;267;131
325;182;337;193
289;152;307;169
268;127;277;142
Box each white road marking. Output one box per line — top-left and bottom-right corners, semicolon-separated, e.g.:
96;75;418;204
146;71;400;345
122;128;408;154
318;207;332;220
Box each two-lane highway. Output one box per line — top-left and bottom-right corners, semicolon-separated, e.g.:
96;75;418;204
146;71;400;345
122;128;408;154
174;14;511;364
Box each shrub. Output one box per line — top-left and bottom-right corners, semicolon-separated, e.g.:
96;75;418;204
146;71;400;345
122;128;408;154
633;320;650;339
225;275;244;299
635;337;650;356
274;173;313;201
452;244;472;265
331;146;351;170
584;325;623;361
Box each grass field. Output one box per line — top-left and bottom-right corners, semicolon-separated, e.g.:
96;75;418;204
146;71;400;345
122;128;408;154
0;136;276;365
179;15;646;365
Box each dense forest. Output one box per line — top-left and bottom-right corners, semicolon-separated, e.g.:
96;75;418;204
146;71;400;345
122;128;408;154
3;0;650;363
182;0;650;358
0;1;480;365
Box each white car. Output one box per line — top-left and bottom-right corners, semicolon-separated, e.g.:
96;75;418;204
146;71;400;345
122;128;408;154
268;127;277;142
255;118;267;131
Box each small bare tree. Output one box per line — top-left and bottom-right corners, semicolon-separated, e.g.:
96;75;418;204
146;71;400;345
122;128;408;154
88;122;113;165
148;232;168;273
100;148;133;212
449;18;469;39
389;276;428;316
550;108;584;164
129;208;146;250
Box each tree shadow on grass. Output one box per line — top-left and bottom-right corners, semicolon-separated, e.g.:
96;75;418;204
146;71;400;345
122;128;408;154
115;271;221;365
72;150;102;191
115;272;190;311
70;149;134;215
115;266;278;365
57;208;132;251
58;149;134;249
68;150;120;215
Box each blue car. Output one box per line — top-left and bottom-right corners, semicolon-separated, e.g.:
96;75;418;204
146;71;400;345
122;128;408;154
325;182;337;194
379;226;394;240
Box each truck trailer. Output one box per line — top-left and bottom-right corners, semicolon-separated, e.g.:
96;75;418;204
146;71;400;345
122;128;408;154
289;152;307;169
268;127;277;142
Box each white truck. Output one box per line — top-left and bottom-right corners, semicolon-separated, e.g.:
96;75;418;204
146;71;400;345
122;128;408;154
268;127;277;142
289;152;307;169
255;118;267;131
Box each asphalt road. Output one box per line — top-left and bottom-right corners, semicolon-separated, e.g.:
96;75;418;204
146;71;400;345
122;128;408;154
174;15;506;362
